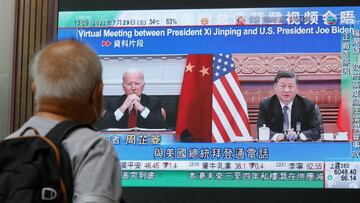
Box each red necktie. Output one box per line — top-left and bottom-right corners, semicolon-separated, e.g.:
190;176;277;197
128;109;137;128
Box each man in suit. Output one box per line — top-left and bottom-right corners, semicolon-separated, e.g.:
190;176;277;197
96;69;167;130
257;71;322;141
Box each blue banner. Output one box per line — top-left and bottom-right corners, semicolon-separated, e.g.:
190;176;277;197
58;25;355;55
103;133;353;161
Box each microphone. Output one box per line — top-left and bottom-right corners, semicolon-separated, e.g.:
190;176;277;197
283;123;289;135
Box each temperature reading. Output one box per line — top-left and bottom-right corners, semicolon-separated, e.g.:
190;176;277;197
149;19;160;25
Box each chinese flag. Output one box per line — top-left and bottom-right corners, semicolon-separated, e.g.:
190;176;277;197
176;54;213;142
337;95;352;141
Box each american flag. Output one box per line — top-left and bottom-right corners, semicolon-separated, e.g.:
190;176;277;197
212;53;251;142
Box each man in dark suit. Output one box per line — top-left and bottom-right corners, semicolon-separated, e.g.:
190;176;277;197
257;71;322;141
95;69;167;130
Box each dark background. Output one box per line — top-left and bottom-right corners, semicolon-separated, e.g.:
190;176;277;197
59;0;358;11
59;0;360;202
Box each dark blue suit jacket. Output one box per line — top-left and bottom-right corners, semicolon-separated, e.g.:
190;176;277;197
257;95;322;140
95;94;167;130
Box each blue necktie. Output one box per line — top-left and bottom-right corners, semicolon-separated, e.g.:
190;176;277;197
283;105;289;131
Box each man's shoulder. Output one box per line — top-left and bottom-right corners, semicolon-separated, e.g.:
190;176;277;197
104;95;126;108
141;94;161;103
294;95;315;106
260;95;278;106
6;116;58;139
64;127;115;155
106;95;126;103
7;116;102;142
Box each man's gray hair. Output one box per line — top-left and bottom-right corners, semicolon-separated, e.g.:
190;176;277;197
30;40;102;103
122;68;144;83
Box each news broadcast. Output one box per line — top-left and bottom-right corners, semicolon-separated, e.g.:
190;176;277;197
58;4;360;190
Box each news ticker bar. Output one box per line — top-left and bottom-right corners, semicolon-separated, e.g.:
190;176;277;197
120;161;360;188
122;170;324;188
58;6;359;55
57;25;347;55
120;161;324;171
58;7;358;28
103;134;357;161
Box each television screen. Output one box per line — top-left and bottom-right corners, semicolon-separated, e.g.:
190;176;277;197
58;0;360;202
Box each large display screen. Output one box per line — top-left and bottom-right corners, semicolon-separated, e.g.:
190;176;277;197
58;3;360;191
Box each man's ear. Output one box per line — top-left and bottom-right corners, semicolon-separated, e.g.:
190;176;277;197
91;81;103;118
92;81;103;105
31;82;36;93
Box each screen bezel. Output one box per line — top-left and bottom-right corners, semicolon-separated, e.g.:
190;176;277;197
58;0;360;202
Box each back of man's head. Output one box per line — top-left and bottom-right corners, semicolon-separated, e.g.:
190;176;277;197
31;40;102;106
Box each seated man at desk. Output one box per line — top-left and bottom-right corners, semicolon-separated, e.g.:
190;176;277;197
257;71;322;141
96;69;167;130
